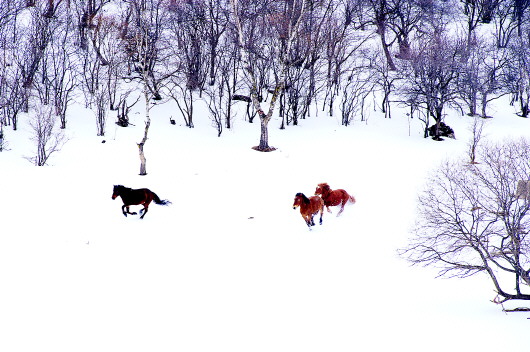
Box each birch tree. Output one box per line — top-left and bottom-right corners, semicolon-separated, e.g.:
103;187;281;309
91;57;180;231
231;0;307;151
122;0;170;175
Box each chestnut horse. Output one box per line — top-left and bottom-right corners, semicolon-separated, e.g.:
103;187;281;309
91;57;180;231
315;183;356;216
293;192;324;228
112;185;171;219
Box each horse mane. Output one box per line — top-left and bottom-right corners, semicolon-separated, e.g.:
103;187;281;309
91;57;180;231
296;192;311;204
318;183;330;190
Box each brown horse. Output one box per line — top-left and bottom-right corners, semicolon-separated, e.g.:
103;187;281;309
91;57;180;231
293;192;324;228
315;183;356;216
112;185;171;219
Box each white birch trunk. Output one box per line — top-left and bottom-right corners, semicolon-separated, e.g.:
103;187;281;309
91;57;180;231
138;71;151;175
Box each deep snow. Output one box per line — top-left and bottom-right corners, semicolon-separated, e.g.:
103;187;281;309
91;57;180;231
0;96;529;352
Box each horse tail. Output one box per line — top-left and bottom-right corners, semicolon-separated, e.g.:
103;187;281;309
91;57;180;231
349;195;356;204
152;191;171;206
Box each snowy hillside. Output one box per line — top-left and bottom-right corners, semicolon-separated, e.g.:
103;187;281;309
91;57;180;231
0;97;529;352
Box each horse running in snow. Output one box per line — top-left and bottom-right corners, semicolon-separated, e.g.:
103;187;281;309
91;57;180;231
112;185;171;219
293;192;324;228
314;183;356;216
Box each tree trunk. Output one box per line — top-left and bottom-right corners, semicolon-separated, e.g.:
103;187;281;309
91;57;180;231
254;117;271;151
231;0;305;152
376;22;396;71
469;90;477;116
138;87;150;176
138;119;150;175
480;91;489;117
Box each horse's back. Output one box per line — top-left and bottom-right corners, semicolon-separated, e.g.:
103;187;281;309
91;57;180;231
310;196;324;212
122;188;152;205
322;189;349;206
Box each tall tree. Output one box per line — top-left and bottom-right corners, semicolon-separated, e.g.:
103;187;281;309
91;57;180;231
365;0;397;70
231;0;308;151
504;31;530;118
122;0;170;175
399;33;465;139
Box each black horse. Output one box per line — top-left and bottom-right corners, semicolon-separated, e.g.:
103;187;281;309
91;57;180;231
112;185;171;219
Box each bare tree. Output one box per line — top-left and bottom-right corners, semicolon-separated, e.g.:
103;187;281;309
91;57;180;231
458;0;500;47
27;105;67;166
168;0;208;92
400;138;530;304
122;0;172;102
204;0;230;87
0;123;5;151
340;66;374;125
503;32;530;118
387;0;422;60
123;0;171;175
88;13;129;111
231;0;308;151
277;1;335;127
166;78;196;128
457;35;508;118
72;0;111;50
42;8;78;129
0;51;25;131
322;4;361;117
77;32;110;136
19;1;65;112
0;1;24;29
467;114;486;164
493;0;529;48
364;0;397;71
204;36;237;136
398;33;466;139
0;2;25;132
115;89;140;127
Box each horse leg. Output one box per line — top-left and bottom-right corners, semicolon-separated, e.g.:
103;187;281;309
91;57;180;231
310;215;315;226
319;208;323;225
123;205;137;216
337;199;346;216
326;205;332;213
140;197;153;219
303;214;311;227
140;205;149;219
121;205;128;217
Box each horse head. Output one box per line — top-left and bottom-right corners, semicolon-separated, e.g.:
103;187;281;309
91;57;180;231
315;183;330;196
293;193;310;209
112;185;123;199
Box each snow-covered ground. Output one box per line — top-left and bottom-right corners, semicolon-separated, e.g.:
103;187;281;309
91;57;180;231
0;97;528;352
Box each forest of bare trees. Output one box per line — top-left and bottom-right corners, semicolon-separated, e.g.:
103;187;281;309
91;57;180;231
1;0;530;151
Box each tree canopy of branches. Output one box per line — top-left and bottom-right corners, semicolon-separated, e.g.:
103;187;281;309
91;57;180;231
3;0;530;160
399;34;466;139
401;138;530;303
231;0;309;151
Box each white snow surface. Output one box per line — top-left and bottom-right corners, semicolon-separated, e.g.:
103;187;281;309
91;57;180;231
0;98;529;352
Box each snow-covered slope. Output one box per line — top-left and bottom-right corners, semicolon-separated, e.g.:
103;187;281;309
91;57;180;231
0;97;528;352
